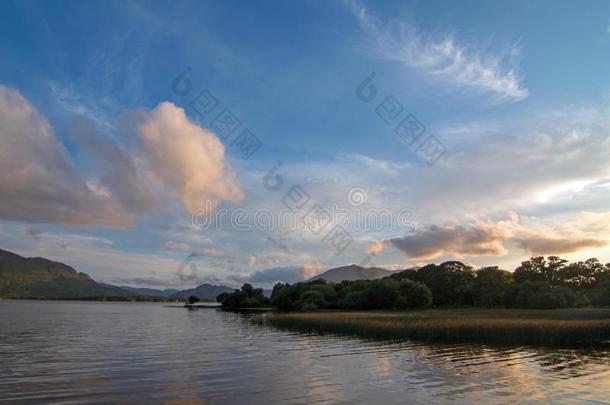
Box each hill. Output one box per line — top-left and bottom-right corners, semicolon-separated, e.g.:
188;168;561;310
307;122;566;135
119;286;179;298
309;264;398;283
0;248;130;299
170;283;234;301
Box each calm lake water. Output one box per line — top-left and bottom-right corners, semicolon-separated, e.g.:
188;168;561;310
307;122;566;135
1;301;609;404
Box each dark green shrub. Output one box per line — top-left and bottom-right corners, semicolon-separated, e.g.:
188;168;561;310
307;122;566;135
298;290;326;310
339;290;370;309
398;279;432;309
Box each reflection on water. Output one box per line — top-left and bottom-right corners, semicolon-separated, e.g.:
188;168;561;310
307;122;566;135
1;301;609;404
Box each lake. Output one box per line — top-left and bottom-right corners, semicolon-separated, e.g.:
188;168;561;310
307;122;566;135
1;300;609;404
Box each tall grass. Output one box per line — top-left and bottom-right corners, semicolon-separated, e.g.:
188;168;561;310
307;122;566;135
259;309;610;347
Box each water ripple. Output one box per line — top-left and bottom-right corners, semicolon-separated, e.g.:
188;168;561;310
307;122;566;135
1;300;609;404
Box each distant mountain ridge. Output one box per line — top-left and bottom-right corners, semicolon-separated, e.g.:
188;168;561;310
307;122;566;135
309;264;400;283
170;283;234;301
0;248;414;301
0;248;129;299
0;248;232;301
118;286;179;297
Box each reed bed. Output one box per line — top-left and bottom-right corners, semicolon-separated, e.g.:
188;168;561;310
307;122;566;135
260;309;610;347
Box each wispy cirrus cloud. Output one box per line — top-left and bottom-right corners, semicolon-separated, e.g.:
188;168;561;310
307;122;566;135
346;0;528;103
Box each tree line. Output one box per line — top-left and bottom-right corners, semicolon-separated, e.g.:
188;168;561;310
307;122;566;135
216;256;610;311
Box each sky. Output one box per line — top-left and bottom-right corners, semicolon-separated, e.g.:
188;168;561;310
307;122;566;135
1;0;610;290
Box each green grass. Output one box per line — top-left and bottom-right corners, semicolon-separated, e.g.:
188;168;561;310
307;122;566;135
259;308;610;347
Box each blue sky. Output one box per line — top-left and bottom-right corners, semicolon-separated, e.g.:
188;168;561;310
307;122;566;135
1;0;610;289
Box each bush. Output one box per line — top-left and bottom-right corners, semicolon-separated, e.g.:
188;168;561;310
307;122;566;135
366;279;400;309
508;281;586;309
217;284;269;309
339;290;370;310
298;290;326;310
398;280;433;309
472;267;513;307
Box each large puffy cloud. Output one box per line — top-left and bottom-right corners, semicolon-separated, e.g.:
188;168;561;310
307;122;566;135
66;117;158;215
0;86;242;227
0;85;129;227
137;102;243;215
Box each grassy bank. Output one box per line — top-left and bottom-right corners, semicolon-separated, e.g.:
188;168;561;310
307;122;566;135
260;308;610;347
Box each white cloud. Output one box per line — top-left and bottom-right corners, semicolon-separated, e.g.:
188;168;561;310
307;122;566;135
230;101;610;268
164;240;192;253
347;0;528;103
66;116;159;215
192;248;226;259
418;107;610;219
337;152;411;175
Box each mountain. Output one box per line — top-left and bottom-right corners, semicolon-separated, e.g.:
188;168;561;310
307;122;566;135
0;248;406;301
309;264;398;283
119;286;179;298
0;248;129;299
170;283;234;301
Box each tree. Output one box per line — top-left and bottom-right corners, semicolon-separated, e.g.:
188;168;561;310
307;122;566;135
514;256;568;286
220;256;609;311
560;258;605;289
298;290;326;310
472;267;513;307
366;278;400;309
216;283;270;309
506;281;584;309
310;284;337;307
187;295;200;304
397;279;432;309
241;283;255;295
412;262;474;306
338;290;370;309
270;282;292;310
